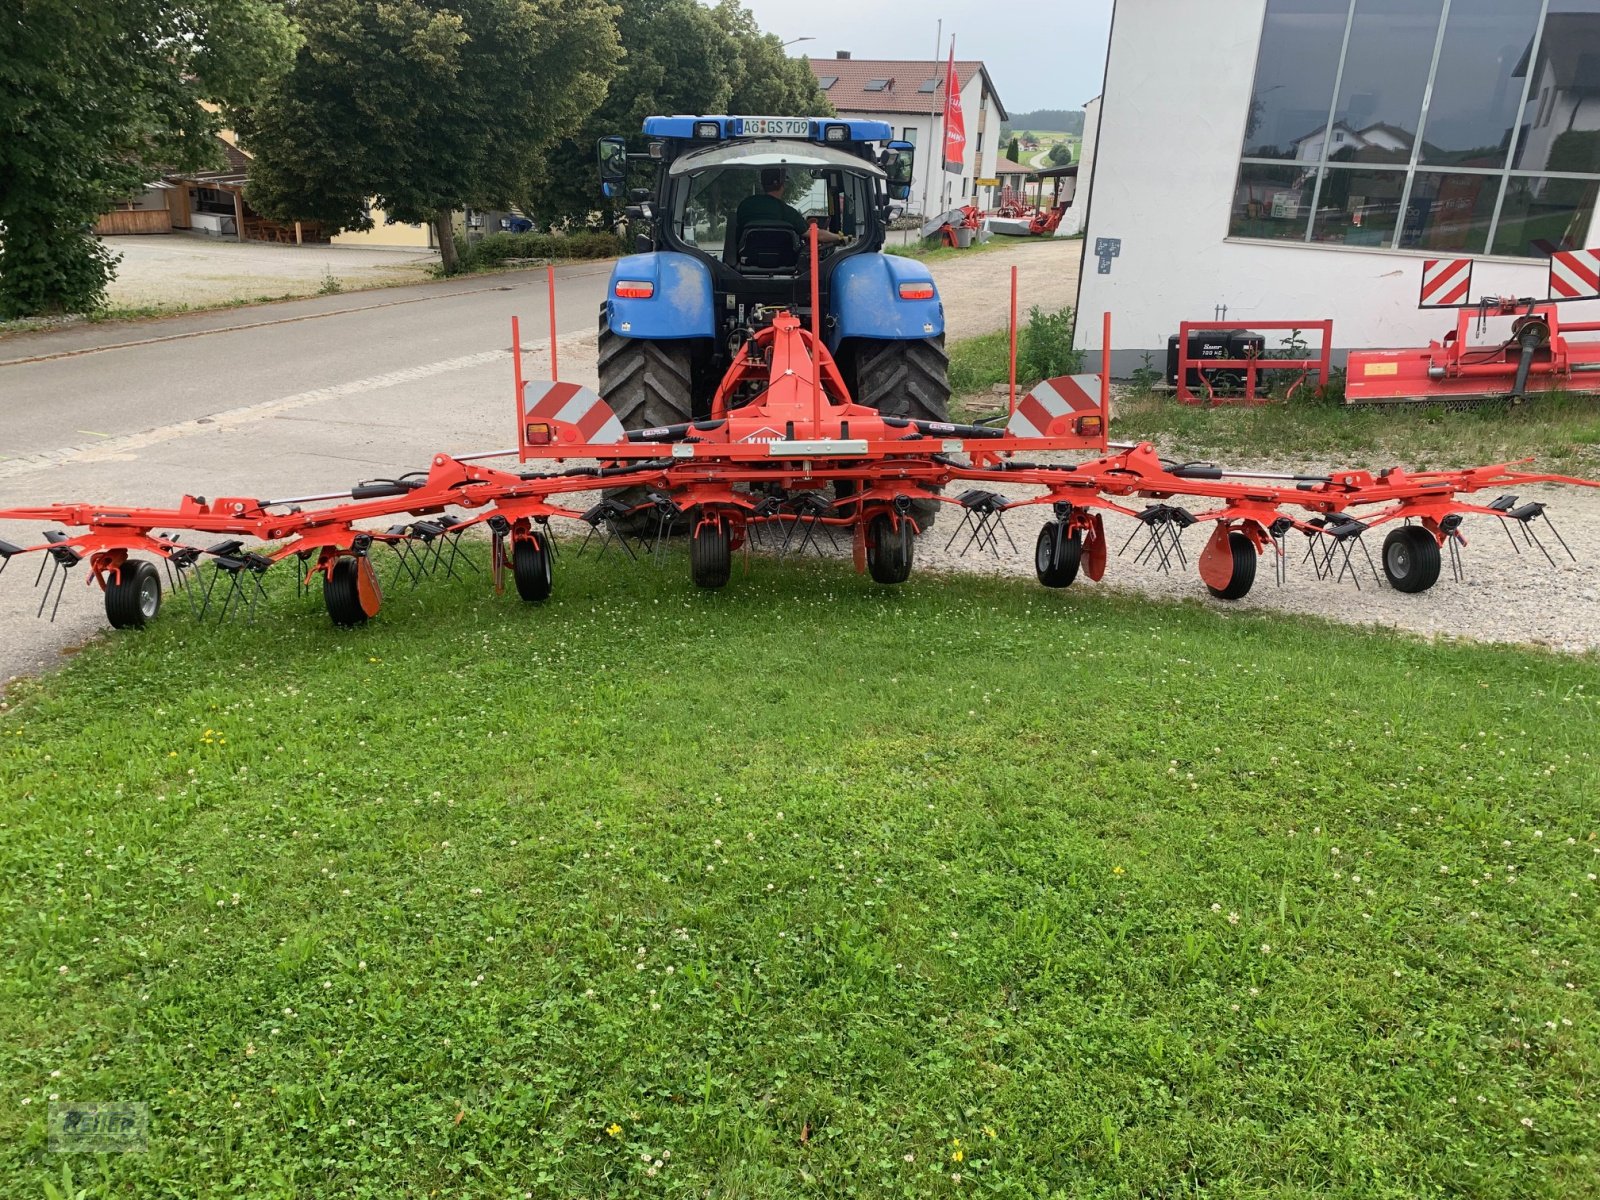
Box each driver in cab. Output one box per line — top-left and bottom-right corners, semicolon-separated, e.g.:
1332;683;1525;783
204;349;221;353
733;168;843;257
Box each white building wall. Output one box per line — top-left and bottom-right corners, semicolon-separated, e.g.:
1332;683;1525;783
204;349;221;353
1076;0;1600;373
842;76;1003;219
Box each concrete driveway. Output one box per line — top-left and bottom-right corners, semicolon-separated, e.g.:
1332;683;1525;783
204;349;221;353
103;234;438;308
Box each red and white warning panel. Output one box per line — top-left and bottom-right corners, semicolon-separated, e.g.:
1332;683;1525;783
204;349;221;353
1005;375;1109;449
1549;248;1600;301
1419;257;1473;308
520;381;625;455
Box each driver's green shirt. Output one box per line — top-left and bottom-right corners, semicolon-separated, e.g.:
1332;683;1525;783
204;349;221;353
733;193;810;241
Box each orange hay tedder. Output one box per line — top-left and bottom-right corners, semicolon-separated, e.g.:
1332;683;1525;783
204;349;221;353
2;232;1598;633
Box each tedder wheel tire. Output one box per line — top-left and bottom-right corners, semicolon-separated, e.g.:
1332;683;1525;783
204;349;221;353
1382;525;1442;594
598;315;697;536
866;516;914;585
690;520;731;589
849;336;951;530
1034;521;1082;588
1206;531;1258;601
512;537;553;602
105;559;162;629
324;557;375;628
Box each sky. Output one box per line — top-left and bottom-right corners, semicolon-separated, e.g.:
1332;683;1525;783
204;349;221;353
729;0;1115;116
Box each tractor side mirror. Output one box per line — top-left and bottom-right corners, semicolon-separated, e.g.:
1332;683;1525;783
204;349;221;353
597;136;628;192
881;141;915;201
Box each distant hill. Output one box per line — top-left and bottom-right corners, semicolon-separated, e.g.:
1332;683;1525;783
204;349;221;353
1001;109;1085;137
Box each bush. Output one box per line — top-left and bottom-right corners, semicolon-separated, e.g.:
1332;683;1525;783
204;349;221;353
457;230;626;271
1019;304;1082;380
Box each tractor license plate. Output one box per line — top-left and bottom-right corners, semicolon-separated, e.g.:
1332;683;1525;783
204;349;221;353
738;117;811;137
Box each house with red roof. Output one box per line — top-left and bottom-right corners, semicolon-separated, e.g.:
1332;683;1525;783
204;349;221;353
809;51;1007;218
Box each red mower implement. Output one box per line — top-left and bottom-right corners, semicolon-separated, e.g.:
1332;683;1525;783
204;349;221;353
2;231;1597;631
1348;251;1600;403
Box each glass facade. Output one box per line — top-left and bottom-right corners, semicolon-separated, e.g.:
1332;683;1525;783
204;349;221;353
1230;0;1600;258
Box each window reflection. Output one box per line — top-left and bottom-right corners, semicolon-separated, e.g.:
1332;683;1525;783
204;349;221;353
1236;0;1600;257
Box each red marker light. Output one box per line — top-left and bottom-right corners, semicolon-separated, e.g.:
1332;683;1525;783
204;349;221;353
897;282;934;300
614;280;654;299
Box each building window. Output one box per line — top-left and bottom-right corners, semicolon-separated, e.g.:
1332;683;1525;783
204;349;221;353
1230;0;1600;259
902;127;918;144
818;76;838;90
864;78;892;92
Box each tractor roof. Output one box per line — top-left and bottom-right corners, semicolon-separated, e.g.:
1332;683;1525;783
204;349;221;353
641;116;896;144
667;138;887;177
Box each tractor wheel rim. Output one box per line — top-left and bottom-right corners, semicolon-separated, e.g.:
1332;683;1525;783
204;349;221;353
139;575;159;617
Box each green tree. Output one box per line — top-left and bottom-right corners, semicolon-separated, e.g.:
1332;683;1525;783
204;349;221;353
712;1;832;116
1007;136;1021;163
0;0;297;317
525;0;739;226
526;0;831;229
1047;141;1073;167
241;0;619;273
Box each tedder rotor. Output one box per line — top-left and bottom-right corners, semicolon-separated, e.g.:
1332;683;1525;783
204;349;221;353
1;230;1597;634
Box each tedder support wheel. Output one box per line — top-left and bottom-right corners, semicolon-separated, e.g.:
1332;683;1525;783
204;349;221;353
690;520;731;589
105;559;162;629
1206;531;1258;601
324;556;381;628
867;515;914;585
511;537;553;602
599;313;697;536
1034;521;1082;588
850;337;950;530
1382;525;1442;593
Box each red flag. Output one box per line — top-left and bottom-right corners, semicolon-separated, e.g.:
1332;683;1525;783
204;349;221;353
941;41;966;174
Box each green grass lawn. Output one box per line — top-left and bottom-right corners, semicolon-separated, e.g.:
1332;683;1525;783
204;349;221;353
3;550;1599;1198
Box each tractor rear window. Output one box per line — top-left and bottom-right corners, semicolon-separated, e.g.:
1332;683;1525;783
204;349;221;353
673;167;870;264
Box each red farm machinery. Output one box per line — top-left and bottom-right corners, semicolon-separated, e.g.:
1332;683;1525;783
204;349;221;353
1;233;1598;633
1348;250;1600;403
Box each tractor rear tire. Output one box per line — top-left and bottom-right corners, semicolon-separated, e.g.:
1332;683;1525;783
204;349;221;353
1034;521;1082;588
1205;531;1258;601
1382;525;1442;594
690;520;731;590
105;560;162;629
598;314;696;535
866;516;914;585
849;337;951;530
512;537;553;602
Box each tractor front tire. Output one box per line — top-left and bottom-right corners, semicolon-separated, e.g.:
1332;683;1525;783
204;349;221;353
849;337;951;530
598;315;696;535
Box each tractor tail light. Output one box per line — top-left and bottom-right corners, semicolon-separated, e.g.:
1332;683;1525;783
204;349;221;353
1074;414;1104;437
897;282;934;300
615;280;654;299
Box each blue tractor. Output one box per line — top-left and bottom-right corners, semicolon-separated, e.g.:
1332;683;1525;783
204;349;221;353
596;117;948;450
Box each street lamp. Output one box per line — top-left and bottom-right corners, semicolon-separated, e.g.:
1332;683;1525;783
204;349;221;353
782;36;815;48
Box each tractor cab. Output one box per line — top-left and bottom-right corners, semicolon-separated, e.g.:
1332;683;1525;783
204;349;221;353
594;116;946;509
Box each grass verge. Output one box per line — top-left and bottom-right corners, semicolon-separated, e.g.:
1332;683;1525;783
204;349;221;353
1110;389;1600;473
3;550;1599;1197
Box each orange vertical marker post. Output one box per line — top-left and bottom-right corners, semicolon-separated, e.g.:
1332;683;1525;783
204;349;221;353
547;265;559;379
1008;265;1019;417
511;315;526;457
809;222;822;431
